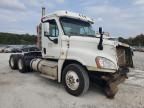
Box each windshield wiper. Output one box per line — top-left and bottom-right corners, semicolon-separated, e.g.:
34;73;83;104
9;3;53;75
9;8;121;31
66;32;96;38
85;34;96;37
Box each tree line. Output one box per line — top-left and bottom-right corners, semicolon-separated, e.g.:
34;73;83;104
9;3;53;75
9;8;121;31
0;32;36;45
118;34;144;46
0;32;144;46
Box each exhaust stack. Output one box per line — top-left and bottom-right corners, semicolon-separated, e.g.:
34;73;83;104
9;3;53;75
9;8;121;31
42;7;45;17
36;7;46;49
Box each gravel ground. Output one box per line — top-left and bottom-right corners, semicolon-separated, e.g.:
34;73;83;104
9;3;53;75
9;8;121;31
0;52;144;108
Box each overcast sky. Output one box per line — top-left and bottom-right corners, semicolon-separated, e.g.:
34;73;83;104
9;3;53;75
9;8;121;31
0;0;144;38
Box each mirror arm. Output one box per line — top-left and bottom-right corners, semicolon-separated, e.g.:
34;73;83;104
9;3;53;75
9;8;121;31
47;36;55;42
44;32;58;44
47;35;58;44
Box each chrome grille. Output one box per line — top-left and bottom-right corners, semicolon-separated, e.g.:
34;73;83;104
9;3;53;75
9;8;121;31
116;47;126;66
116;46;133;67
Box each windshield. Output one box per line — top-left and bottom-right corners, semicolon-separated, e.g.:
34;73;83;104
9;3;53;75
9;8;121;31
60;17;95;37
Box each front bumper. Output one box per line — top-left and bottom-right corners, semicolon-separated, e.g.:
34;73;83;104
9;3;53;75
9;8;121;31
87;66;117;73
101;67;129;83
101;67;129;98
89;67;129;98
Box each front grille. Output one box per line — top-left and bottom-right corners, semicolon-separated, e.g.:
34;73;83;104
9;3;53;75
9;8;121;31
116;46;133;67
116;47;126;66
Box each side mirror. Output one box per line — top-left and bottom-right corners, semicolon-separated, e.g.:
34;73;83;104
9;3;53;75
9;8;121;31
99;27;103;35
44;22;49;36
97;27;103;50
43;22;58;44
53;38;58;44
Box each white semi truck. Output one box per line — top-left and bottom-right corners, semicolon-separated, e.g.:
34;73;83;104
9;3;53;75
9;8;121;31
9;9;133;98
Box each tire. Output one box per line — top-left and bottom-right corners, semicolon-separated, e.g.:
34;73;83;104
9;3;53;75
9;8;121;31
62;64;89;96
9;55;18;69
17;56;27;73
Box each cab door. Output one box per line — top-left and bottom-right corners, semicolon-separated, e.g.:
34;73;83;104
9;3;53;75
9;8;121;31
42;19;60;59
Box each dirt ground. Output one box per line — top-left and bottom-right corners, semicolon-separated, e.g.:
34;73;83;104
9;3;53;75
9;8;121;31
0;52;144;108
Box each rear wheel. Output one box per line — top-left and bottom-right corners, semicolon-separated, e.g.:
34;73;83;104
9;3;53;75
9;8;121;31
18;56;27;73
9;55;18;69
62;64;89;96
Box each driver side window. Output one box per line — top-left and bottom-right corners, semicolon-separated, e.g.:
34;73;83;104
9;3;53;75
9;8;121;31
48;20;59;37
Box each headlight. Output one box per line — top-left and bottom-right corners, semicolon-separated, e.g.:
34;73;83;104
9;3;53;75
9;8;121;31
96;57;116;69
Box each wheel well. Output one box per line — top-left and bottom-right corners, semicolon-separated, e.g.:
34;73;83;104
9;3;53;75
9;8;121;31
61;60;88;80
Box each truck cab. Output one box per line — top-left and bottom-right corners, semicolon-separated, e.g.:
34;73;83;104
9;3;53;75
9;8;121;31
9;10;133;98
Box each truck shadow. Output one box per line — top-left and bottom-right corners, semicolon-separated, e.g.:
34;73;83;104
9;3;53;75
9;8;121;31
33;71;105;98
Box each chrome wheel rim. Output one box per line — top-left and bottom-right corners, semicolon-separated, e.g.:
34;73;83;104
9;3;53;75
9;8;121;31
65;71;79;90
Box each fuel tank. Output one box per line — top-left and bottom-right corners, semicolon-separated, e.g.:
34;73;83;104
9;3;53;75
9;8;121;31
30;58;58;79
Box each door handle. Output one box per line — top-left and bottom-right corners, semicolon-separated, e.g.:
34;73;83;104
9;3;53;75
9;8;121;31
43;48;46;54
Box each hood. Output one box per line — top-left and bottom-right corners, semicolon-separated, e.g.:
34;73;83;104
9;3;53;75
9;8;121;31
65;35;132;69
69;36;117;46
67;36;118;68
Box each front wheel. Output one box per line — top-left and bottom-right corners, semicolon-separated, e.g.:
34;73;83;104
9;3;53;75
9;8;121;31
62;64;89;96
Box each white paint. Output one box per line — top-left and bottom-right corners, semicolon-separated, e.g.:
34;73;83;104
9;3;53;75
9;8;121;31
40;11;130;82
